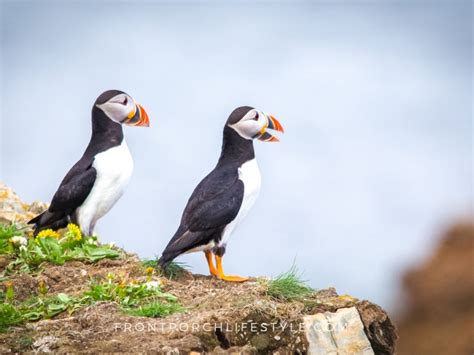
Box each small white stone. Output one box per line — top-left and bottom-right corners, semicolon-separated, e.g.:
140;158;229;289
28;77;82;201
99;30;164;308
274;335;281;341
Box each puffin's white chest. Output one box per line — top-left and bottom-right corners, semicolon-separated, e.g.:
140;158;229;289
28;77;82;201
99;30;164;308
220;158;261;246
76;141;133;234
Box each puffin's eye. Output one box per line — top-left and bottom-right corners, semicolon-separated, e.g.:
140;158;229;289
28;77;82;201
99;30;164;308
254;112;259;120
122;97;128;105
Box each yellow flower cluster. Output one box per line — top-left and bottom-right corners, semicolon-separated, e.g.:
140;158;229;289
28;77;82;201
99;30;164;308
37;229;60;239
67;223;82;241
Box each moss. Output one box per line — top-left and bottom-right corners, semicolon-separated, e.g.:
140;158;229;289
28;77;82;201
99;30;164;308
250;334;270;351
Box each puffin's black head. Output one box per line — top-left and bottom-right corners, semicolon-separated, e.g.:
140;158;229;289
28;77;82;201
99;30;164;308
226;106;284;142
94;89;150;127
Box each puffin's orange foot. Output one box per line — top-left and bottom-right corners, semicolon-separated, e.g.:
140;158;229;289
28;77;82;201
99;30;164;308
215;255;249;282
217;274;249;282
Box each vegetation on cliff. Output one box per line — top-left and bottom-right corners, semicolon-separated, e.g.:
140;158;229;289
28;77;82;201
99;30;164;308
0;182;397;353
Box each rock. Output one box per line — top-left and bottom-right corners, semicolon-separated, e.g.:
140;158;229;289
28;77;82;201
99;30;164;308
303;307;374;354
0;182;47;224
396;222;474;355
357;301;397;355
33;335;60;352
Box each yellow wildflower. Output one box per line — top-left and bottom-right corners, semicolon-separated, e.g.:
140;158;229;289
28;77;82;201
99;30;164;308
118;280;126;289
37;229;60;239
145;266;154;282
67;223;82;241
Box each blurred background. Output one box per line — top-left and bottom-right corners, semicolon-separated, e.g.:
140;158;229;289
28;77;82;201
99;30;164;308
0;0;471;328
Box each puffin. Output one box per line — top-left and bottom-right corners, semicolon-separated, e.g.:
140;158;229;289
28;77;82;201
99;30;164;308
159;106;284;282
29;89;150;236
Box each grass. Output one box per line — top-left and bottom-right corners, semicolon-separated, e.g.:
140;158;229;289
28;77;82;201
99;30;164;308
266;264;313;301
0;303;23;332
0;222;184;332
81;275;185;317
142;258;189;280
0;224;24;250
127;300;184;318
0;273;184;332
0;291;89;332
85;275;178;307
85;276;184;317
0;223;120;275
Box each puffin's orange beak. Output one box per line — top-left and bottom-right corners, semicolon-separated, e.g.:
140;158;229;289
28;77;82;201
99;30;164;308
135;104;150;127
125;103;150;127
257;114;284;142
266;115;284;133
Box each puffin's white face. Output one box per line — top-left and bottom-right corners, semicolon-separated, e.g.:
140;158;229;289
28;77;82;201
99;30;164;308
229;108;284;142
96;93;150;127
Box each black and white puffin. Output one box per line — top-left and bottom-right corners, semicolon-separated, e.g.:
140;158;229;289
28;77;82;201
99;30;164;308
29;89;150;236
159;106;284;282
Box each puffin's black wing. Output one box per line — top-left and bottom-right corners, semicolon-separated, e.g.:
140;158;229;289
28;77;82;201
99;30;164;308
29;158;97;233
186;179;244;232
49;161;97;213
160;167;244;265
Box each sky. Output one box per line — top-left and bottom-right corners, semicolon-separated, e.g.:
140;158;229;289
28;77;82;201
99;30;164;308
0;0;472;312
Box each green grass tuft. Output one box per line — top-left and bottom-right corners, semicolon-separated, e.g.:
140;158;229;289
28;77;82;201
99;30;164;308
85;275;183;317
142;258;189;280
127;300;184;318
0;303;23;332
266;264;313;301
85;277;176;307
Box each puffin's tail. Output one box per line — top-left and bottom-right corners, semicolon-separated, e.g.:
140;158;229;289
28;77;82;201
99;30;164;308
158;252;178;270
158;226;190;270
28;210;69;236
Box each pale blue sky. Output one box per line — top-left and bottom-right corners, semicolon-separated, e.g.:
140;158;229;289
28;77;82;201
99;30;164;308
1;0;472;312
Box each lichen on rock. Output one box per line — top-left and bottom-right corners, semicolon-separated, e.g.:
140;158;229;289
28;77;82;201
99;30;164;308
0;182;47;225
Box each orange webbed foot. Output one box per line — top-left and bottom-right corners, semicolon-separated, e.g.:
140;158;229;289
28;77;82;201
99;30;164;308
215;255;249;283
218;274;249;282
